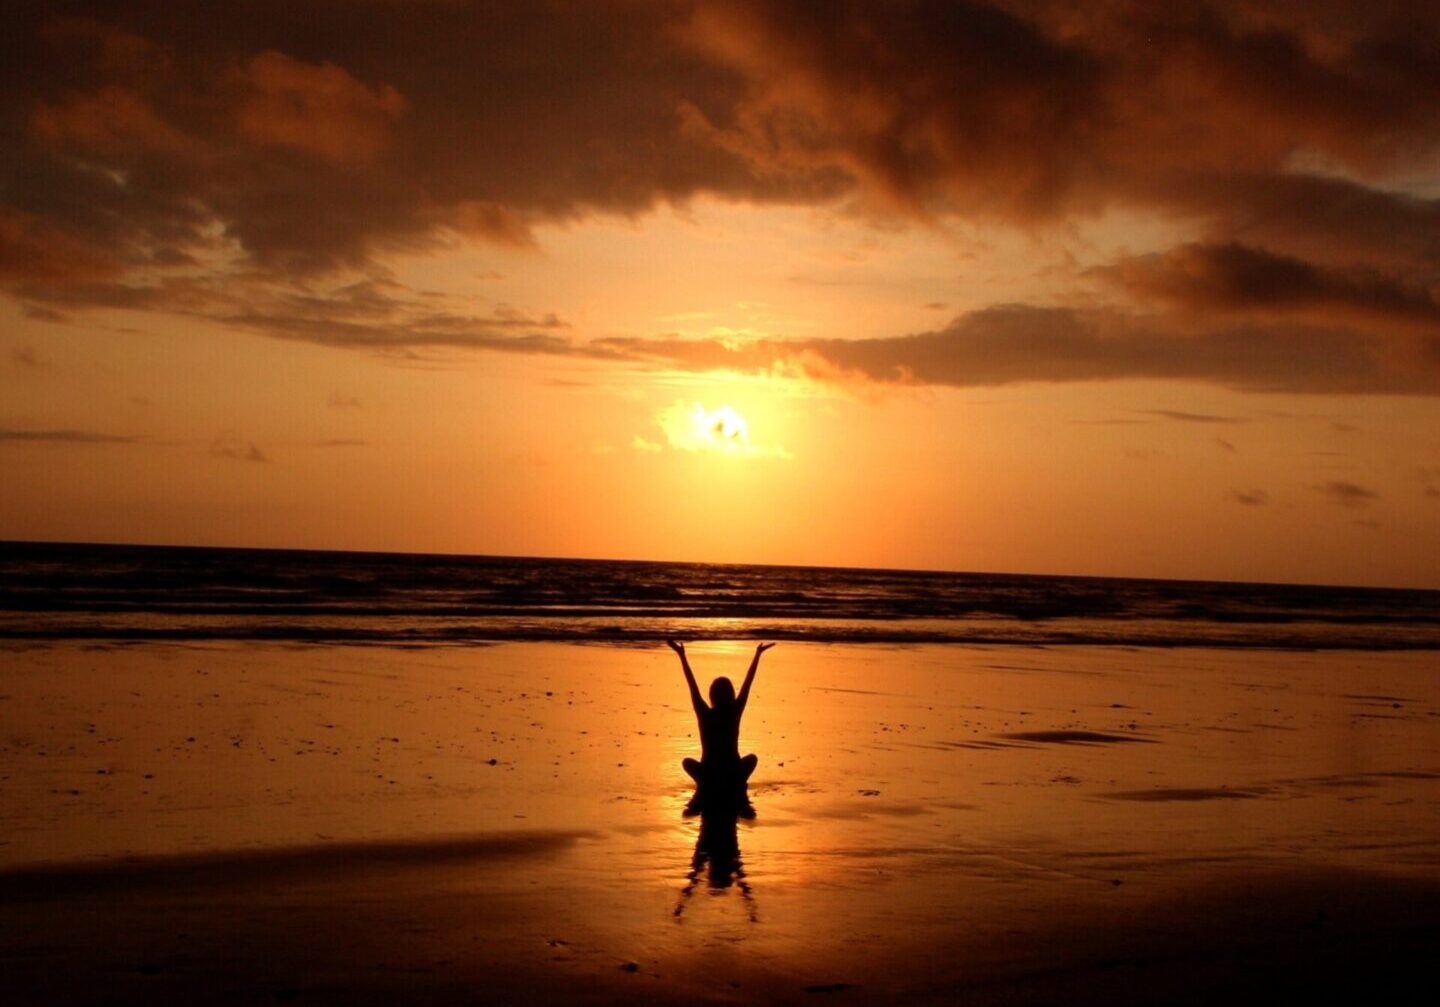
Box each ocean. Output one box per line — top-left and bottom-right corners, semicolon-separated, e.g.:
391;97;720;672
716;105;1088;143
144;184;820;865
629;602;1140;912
2;540;1435;649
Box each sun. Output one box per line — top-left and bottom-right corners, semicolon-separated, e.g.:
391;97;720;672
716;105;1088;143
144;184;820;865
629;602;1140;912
694;404;750;449
648;398;790;459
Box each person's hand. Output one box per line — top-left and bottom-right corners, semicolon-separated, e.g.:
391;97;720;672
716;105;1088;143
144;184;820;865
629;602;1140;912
755;642;775;654
667;639;685;654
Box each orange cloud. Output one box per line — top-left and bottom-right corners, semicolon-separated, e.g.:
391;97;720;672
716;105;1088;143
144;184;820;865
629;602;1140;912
444;201;537;249
0;208;121;287
32;85;200;159
598;306;1440;396
1098;243;1440;332
236;52;407;163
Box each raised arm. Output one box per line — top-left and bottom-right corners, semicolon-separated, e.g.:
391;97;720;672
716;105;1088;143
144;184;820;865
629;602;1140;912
736;642;774;713
668;639;705;713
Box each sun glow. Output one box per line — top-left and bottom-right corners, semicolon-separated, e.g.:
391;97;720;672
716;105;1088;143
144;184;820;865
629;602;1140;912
649;399;789;458
695;403;750;448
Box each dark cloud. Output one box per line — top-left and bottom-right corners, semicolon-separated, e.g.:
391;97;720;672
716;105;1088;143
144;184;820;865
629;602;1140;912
3;1;1440;390
1314;480;1379;507
1163;163;1440;273
597;306;1440;395
692;2;1440;247
223;311;576;353
210;431;268;463
1099;242;1440;331
1;0;822;283
0;426;139;443
1216;438;1237;453
15;270;579;355
689;0;1105;220
1227;489;1268;506
1137;409;1246;424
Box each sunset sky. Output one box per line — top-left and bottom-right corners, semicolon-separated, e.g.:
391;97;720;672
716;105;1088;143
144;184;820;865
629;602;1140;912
4;0;1440;587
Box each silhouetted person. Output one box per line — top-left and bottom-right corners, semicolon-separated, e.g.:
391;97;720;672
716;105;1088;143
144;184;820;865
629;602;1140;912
667;640;772;803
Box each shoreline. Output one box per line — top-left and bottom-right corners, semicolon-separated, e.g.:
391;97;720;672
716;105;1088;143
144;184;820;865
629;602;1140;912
5;627;1440;649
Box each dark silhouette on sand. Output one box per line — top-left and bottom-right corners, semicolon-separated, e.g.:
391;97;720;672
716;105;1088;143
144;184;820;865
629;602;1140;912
667;640;770;922
673;807;756;922
667;639;772;813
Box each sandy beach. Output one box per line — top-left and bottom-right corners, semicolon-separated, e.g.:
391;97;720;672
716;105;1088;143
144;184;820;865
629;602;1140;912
2;640;1437;1004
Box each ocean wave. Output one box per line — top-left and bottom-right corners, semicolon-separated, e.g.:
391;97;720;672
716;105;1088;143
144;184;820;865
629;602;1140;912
2;541;1436;650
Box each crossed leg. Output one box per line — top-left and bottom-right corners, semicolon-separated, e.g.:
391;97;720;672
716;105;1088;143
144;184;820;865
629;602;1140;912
683;754;758;784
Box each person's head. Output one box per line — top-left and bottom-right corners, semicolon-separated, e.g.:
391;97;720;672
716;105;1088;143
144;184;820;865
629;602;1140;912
709;676;736;708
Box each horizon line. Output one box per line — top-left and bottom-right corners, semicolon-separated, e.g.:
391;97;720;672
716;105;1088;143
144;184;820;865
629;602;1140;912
2;536;1434;596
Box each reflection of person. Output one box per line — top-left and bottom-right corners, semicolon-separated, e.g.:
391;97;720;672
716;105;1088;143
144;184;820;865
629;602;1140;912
674;807;756;922
667;640;772;792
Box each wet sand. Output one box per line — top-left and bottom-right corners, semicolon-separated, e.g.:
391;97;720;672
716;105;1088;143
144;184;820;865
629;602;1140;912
2;641;1438;1003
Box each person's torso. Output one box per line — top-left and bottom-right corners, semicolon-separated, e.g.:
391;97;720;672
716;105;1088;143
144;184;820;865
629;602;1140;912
698;705;740;761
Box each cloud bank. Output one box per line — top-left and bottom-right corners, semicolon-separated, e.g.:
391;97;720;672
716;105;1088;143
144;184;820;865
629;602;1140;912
4;2;1440;393
0;426;140;444
597;306;1440;395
